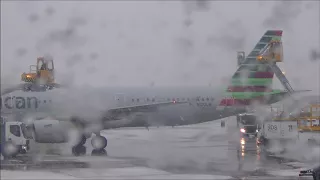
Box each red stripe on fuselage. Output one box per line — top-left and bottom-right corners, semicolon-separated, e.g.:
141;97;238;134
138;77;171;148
219;97;267;106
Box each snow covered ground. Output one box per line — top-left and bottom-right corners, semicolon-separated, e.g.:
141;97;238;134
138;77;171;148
1;167;233;180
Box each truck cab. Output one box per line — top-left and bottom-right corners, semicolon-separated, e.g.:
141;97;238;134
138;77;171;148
0;117;31;158
237;113;260;138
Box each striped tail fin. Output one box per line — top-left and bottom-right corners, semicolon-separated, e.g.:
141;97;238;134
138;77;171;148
219;30;284;106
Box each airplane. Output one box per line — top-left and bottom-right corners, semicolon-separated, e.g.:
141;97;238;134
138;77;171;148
0;30;310;156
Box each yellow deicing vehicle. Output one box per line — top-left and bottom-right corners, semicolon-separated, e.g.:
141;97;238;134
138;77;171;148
256;39;283;63
21;56;58;91
297;104;320;132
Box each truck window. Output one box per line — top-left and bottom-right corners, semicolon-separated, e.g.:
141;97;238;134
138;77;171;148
10;125;21;137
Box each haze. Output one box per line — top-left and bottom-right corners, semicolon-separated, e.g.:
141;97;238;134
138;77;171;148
1;1;319;91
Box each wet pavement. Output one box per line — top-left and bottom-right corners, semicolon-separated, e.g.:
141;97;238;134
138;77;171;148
1;117;312;179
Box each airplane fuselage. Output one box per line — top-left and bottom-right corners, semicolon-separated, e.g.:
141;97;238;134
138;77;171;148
0;86;239;126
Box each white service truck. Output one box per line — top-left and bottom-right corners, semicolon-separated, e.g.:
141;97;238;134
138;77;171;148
0;117;31;159
257;120;299;152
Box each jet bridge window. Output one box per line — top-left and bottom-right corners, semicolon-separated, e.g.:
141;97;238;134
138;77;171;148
10;125;21;137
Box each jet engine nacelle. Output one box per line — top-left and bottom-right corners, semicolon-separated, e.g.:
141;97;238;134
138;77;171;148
32;119;68;143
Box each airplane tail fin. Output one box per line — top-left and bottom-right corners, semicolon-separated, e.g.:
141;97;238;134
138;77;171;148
218;30;293;107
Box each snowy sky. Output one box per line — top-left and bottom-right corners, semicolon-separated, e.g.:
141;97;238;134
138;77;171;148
1;1;319;90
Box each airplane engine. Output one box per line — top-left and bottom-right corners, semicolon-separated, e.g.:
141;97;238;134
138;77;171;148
31;119;68;143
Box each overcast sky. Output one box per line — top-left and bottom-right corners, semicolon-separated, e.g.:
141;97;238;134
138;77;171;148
1;1;319;91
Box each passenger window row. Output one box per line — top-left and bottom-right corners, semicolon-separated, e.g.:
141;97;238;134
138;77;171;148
130;97;215;103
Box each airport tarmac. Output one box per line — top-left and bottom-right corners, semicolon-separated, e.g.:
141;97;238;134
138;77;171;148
1;117;315;179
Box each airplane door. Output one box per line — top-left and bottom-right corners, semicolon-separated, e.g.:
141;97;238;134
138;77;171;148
114;93;126;107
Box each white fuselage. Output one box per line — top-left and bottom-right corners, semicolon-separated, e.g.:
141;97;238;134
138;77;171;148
0;86;241;126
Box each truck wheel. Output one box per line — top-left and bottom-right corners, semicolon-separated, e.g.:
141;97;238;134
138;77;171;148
1;141;19;158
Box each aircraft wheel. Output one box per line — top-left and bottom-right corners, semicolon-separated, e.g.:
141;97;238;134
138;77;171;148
91;149;107;156
72;145;86;156
91;135;107;150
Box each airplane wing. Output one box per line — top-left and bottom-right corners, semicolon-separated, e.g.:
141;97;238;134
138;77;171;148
108;101;186;112
50;100;189;130
103;101;188;120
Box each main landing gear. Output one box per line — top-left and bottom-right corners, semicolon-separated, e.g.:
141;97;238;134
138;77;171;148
71;133;108;156
91;133;107;156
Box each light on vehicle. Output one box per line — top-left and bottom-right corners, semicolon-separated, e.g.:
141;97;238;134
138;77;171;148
26;74;31;78
240;128;246;133
240;138;245;145
256;129;258;132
